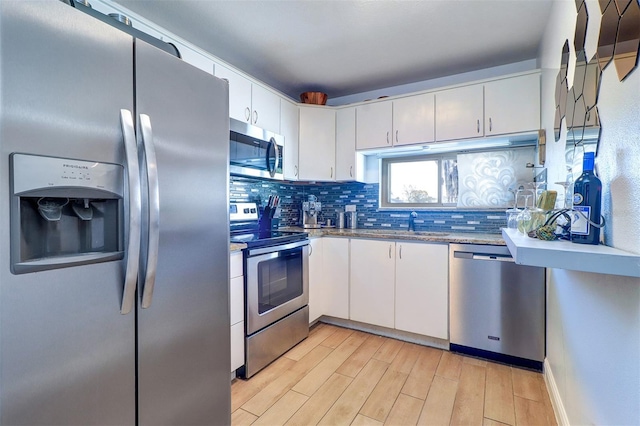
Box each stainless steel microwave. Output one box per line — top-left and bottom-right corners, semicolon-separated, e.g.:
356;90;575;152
229;118;284;180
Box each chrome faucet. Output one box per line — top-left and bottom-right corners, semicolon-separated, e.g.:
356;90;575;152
408;211;418;231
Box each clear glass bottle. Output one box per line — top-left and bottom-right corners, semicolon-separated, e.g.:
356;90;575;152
571;152;602;245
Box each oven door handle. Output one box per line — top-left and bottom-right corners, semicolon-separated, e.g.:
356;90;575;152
247;239;309;257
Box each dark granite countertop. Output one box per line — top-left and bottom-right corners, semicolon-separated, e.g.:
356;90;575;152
278;227;505;245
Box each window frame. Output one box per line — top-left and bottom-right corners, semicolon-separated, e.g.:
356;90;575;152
379;154;457;209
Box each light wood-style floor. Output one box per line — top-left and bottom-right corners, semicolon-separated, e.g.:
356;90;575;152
231;323;557;426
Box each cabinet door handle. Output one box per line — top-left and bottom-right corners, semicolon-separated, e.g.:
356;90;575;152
389;245;392;258
399;245;402;259
477;119;480;133
350;165;353;178
253;110;258;124
395;130;399;143
245;107;251;122
386;131;390;144
309;244;313;257
294;165;298;177
489;117;492;132
330;167;333;178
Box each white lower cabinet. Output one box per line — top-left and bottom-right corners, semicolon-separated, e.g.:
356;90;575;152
322;238;350;319
349;239;396;328
395;242;449;339
349;238;449;339
229;252;244;373
308;238;324;324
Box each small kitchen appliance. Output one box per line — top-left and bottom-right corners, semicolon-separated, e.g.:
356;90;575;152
301;195;322;229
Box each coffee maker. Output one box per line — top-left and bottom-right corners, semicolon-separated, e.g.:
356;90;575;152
301;195;322;229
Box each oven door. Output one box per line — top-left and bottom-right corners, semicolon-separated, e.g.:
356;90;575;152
245;240;309;335
229;119;283;180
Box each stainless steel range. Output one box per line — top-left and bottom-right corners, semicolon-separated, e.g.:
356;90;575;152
230;202;310;378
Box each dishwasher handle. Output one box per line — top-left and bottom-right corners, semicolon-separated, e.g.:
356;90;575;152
453;251;515;262
472;254;514;262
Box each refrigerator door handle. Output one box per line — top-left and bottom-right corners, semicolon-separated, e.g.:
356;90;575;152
139;114;159;309
120;109;141;314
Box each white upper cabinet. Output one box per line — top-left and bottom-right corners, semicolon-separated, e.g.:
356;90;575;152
335;107;357;181
484;73;540;136
356;94;435;150
280;99;299;181
214;64;252;122
251;84;281;134
214;63;280;134
392;93;435;146
435;84;484;142
298;106;336;181
356;100;393;150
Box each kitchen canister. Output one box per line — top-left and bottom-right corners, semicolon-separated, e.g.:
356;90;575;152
347;211;357;229
337;212;345;229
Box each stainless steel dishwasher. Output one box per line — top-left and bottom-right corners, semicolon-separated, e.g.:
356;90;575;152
449;243;545;370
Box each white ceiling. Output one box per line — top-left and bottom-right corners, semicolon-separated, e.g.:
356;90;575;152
113;0;555;100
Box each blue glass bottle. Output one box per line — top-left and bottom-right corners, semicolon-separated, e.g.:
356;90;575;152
571;152;602;245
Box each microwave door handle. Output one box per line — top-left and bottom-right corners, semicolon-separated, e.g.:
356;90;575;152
273;139;280;177
267;138;277;178
120;109;141;315
139;114;160;309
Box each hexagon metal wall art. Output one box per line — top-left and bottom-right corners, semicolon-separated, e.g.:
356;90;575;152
614;0;633;14
598;0;612;14
554;0;639;157
583;56;602;110
613;0;640;80
554;40;571;142
574;2;589;53
596;1;621;71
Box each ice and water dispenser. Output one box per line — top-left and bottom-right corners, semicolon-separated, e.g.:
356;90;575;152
10;153;124;274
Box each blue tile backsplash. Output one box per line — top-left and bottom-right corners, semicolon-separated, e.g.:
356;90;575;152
230;176;506;234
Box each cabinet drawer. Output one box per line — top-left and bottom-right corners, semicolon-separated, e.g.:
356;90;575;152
230;252;243;278
230;321;245;372
230;276;244;326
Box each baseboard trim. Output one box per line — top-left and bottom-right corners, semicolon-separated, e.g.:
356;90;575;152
544;358;570;426
318;316;449;350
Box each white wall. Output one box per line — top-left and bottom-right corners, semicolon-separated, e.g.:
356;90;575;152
539;1;640;424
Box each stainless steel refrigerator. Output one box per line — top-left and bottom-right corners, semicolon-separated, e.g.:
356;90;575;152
0;1;231;424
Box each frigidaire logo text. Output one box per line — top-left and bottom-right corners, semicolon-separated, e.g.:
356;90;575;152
63;164;89;170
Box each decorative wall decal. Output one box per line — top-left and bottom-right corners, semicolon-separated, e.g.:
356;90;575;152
614;0;633;14
565;86;577;129
575;2;589;53
560;40;570;81
554;107;562;142
554;0;637;176
596;1;621;71
613;0;640;80
583;56;602;109
599;0;612;14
